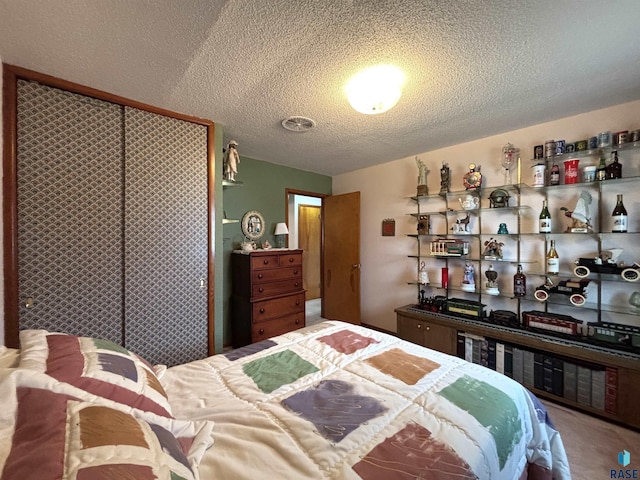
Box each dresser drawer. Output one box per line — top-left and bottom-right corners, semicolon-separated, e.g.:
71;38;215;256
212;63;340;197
250;255;280;270
279;252;302;267
252;292;305;323
252;278;303;298
252;313;305;341
253;266;301;284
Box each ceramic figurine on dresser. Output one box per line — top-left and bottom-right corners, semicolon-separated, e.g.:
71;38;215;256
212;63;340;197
485;264;499;295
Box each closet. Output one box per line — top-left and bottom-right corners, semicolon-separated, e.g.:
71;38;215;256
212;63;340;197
3;65;215;366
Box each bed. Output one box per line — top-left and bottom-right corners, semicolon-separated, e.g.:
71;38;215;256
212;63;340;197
0;321;571;479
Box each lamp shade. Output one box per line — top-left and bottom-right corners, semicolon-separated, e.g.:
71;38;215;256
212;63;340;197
274;222;289;235
345;65;406;115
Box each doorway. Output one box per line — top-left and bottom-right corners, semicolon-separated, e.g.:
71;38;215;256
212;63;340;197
286;190;325;325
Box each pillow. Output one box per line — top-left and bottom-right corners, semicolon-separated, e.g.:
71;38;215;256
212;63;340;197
0;347;20;369
0;369;214;480
18;330;173;417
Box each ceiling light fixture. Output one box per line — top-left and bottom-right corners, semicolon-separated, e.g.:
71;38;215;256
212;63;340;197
345;64;406;115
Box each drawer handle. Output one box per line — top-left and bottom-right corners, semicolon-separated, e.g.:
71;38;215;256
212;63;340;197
293;270;298;274
260;308;265;313
259;328;265;334
258;287;264;292
263;260;269;265
416;324;422;329
295;319;300;325
426;326;430;331
289;257;294;262
294;282;299;287
258;274;263;279
295;300;300;305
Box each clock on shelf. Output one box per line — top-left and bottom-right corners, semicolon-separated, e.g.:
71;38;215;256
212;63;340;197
241;210;265;240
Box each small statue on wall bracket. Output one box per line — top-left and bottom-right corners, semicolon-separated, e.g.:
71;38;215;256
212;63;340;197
416;156;428;196
223;140;240;182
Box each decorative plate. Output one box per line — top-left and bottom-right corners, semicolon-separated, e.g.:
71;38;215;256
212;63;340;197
241;210;265;240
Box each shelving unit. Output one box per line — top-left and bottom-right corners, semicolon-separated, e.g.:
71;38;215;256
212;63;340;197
400;142;640;429
222;179;243;224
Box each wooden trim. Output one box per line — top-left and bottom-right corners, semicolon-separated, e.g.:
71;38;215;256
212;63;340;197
2;65;19;348
2;63;216;351
207;122;216;355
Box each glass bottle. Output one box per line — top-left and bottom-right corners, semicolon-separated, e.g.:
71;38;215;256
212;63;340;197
607;151;622;179
549;162;560;186
612;194;628;233
546;240;559;275
596;154;607;181
539;200;551;233
513;264;526;297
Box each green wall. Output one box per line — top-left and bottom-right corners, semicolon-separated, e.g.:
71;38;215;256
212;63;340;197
220;156;332;346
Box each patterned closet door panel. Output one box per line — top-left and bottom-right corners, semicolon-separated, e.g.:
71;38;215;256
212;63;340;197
16;80;124;343
124;107;208;366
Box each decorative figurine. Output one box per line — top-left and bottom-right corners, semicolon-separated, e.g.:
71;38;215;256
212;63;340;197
463;163;482;190
482;237;504;259
497;223;509;234
419;261;430;285
223;140;240;182
459;194;479;210
461;261;476;292
560;190;593;233
439;162;450;197
501;143;519;185
416;156;428;196
485;264;500;295
262;240;272;250
452;213;471;234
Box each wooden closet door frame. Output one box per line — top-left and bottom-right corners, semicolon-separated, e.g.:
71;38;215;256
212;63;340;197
2;64;217;353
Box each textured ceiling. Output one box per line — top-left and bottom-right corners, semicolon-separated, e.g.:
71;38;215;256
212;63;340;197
2;0;640;176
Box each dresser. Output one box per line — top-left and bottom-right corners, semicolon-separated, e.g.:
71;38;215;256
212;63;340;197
231;249;306;347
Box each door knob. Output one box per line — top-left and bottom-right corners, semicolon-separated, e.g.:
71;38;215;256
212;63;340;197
24;297;35;309
352;264;361;268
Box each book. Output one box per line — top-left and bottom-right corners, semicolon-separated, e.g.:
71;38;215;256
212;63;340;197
534;353;544;390
605;367;618;415
563;362;577;402
496;342;505;374
523;350;535;387
591;369;605;411
542;356;554;393
513;348;524;383
504;344;513;378
576;366;592;406
552;357;564;397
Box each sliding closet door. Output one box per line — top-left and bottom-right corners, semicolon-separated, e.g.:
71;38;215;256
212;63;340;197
124;107;208;366
16;80;124;343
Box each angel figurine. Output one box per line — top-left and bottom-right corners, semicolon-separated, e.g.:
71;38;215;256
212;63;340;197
461;261;475;292
223;140;240;182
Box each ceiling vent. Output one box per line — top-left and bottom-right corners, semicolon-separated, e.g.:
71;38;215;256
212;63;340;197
281;116;316;132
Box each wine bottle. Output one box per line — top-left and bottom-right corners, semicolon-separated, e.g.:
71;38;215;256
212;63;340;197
546;240;559;274
513;264;526;297
612;194;628;233
596;154;607;181
539;200;551;233
607;151;622;179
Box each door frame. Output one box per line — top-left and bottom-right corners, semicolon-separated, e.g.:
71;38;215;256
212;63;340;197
2;64;217;352
285;189;328;314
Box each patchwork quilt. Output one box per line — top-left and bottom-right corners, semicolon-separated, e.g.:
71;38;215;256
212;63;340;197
161;321;571;479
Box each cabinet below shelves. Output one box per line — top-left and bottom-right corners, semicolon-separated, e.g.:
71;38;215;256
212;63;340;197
396;305;640;430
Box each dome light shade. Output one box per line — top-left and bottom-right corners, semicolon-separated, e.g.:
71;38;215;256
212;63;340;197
345;65;406;115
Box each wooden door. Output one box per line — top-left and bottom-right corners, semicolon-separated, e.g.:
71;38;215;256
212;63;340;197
323;192;360;324
298;204;321;299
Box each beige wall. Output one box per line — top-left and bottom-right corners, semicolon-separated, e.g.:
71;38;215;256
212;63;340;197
333;100;640;332
0;57;4;346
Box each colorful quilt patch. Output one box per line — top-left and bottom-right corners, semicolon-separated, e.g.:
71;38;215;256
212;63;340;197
365;348;440;385
438;375;522;469
243;349;319;393
282;379;387;442
317;329;379;354
352;422;477;479
97;353;138;382
224;339;277;361
2;385;197;480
